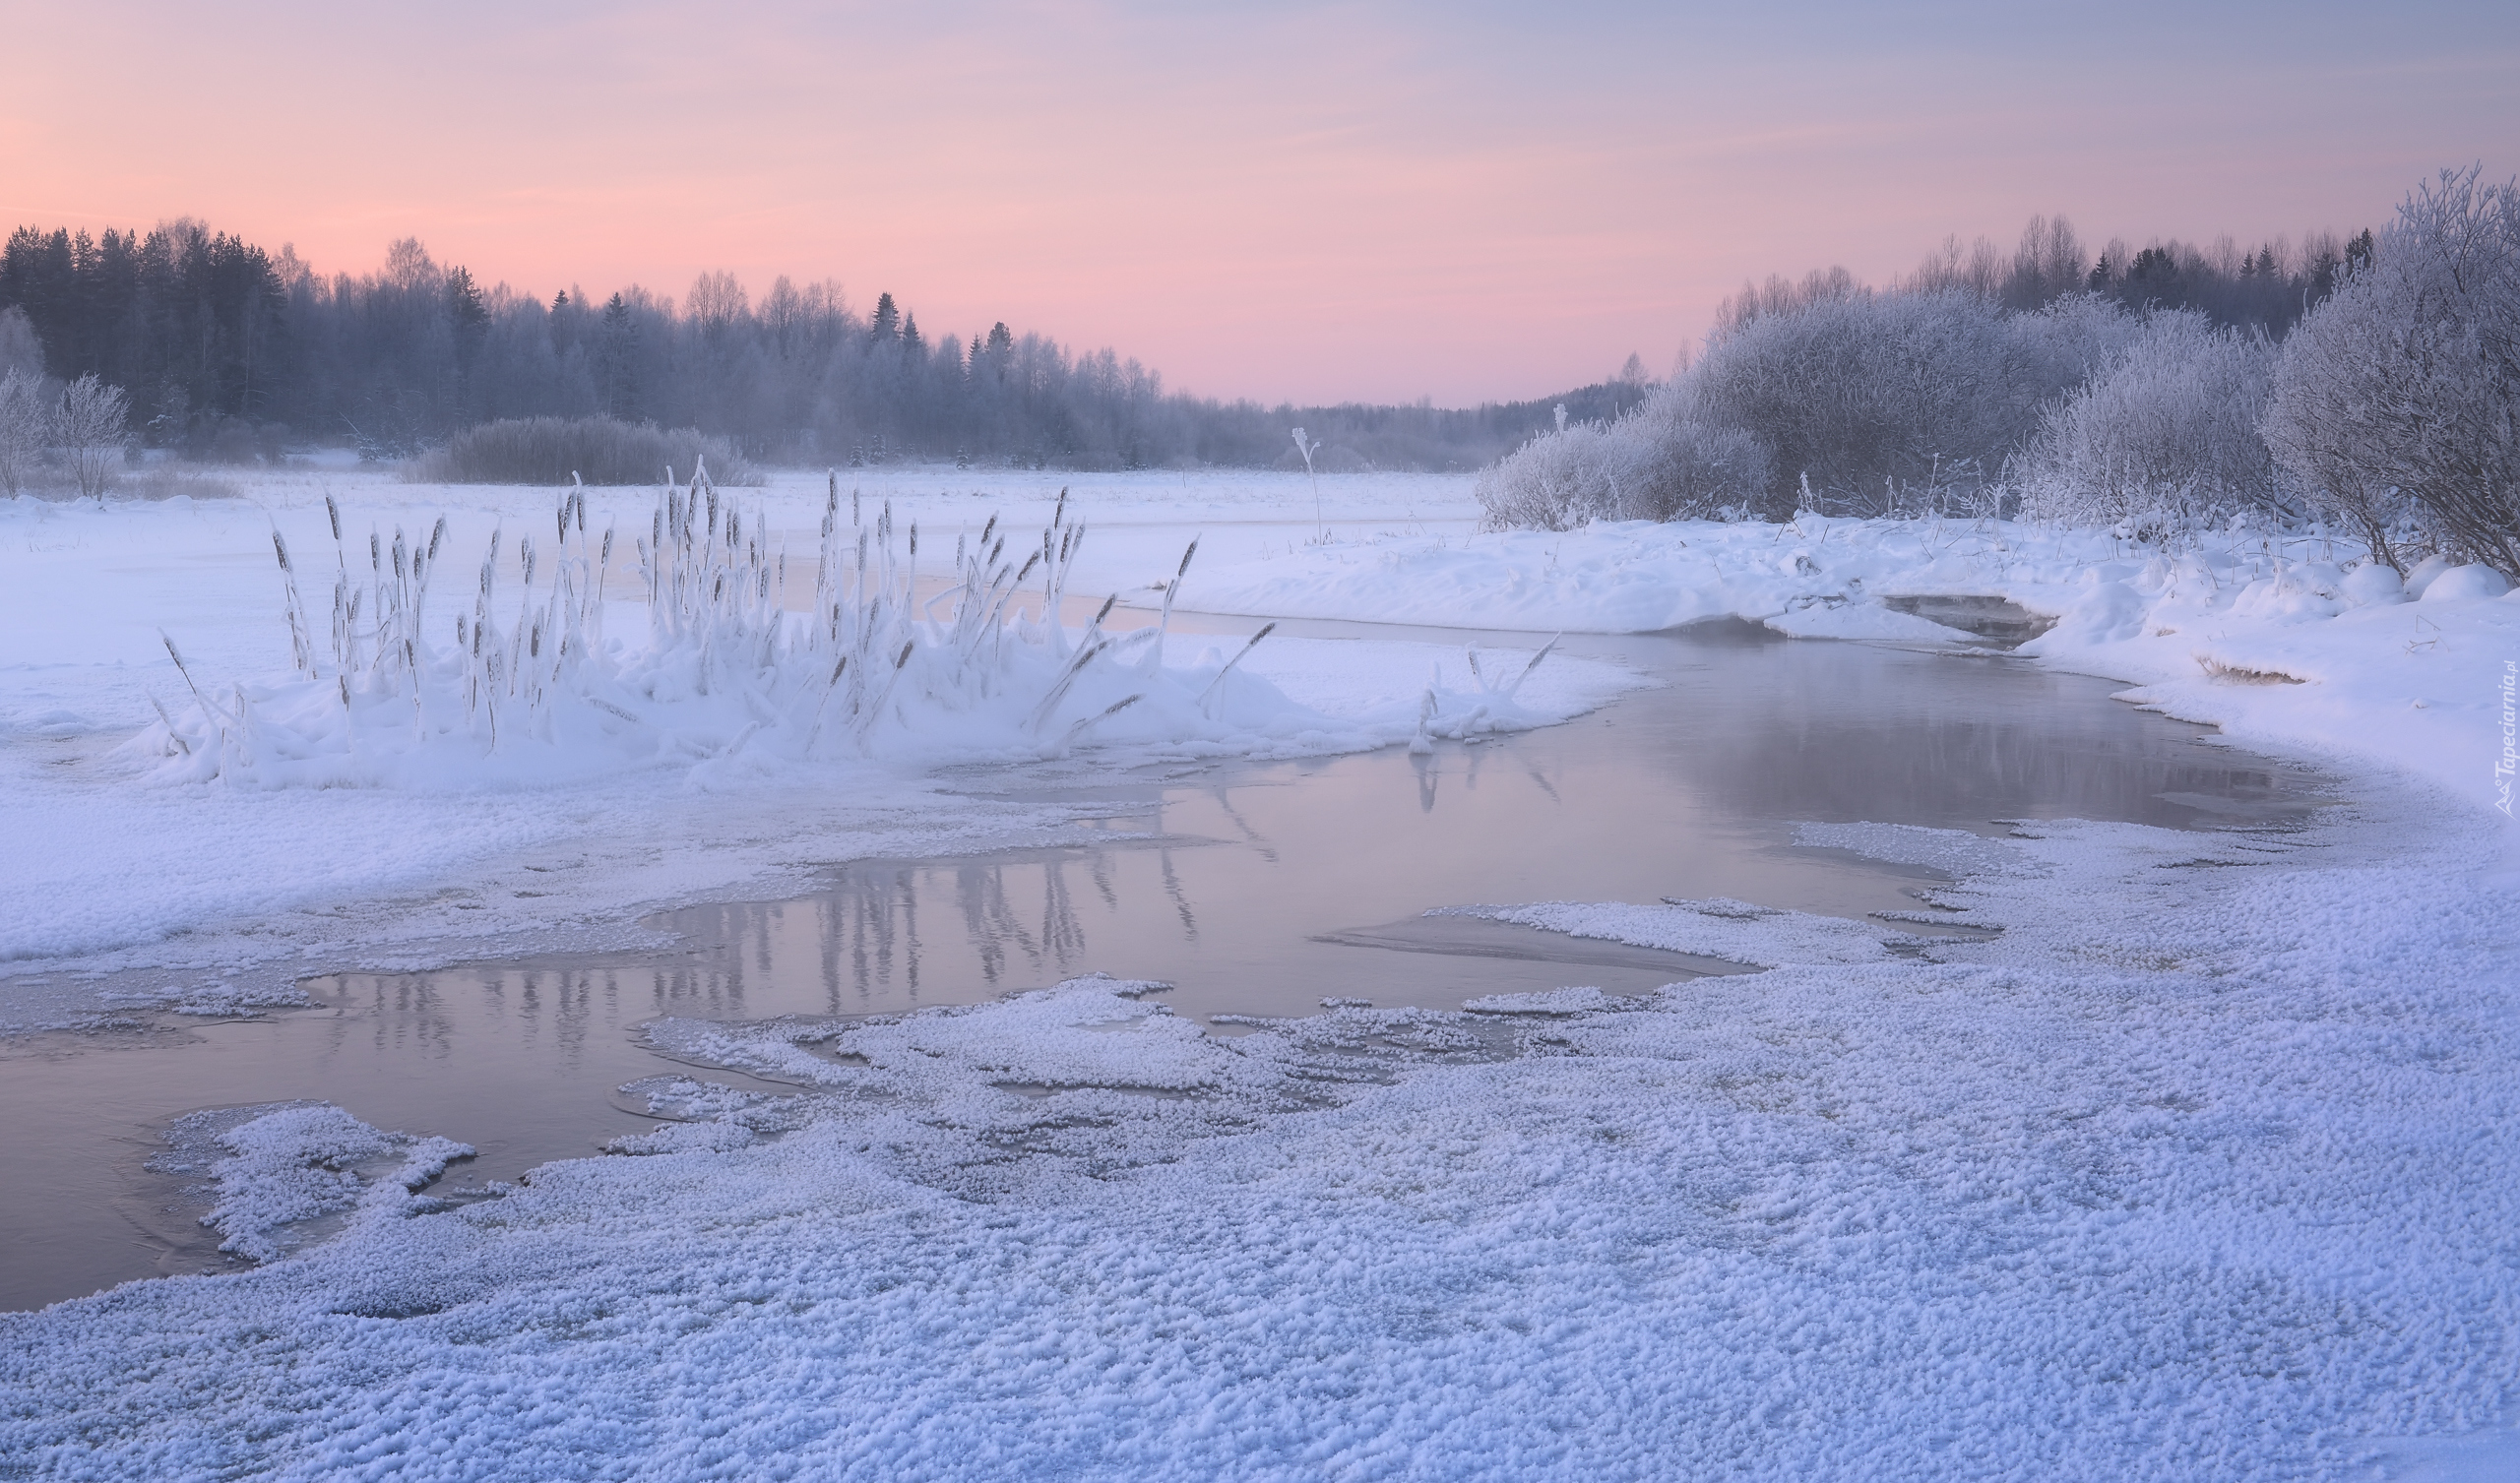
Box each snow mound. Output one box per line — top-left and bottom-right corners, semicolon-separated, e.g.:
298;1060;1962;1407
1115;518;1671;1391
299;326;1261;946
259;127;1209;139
649;973;1242;1100
151;1102;472;1263
2423;563;2511;602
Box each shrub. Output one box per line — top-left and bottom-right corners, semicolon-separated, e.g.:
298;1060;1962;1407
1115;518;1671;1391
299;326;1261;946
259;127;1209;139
0;368;47;495
1475;421;1661;531
2017;310;2285;526
1690;288;2081;514
1478;289;2138;528
1473;392;1771;530
406;415;763;486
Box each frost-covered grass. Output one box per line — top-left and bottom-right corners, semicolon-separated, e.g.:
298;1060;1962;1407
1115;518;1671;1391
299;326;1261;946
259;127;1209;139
124;470;1603;793
126;472;1557;790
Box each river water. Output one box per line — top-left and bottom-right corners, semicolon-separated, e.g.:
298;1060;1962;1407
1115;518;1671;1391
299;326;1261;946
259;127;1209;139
0;618;2329;1311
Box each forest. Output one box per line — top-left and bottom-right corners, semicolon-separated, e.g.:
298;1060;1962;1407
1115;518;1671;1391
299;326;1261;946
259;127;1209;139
0;229;1644;473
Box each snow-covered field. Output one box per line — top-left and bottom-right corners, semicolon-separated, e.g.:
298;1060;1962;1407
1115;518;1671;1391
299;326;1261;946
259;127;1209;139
3;468;2516;1479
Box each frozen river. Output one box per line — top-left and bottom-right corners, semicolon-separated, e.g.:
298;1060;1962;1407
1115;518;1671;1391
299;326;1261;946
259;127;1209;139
0;617;2326;1312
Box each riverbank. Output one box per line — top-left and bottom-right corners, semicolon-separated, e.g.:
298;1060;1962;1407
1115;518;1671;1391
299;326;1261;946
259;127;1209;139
1187;514;2520;818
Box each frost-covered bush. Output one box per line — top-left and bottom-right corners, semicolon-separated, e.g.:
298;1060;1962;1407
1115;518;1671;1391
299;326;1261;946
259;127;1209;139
2263;167;2520;575
2012;291;2149;390
1473;393;1770;530
1689;289;2103;515
1476;288;2147;529
56;373;127;501
2017;310;2284;526
1622;408;1773;523
1474;422;1659;531
0;367;48;495
406;415;763;487
0;306;41;381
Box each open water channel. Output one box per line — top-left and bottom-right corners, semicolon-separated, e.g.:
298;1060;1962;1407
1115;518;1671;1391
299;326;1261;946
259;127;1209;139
0;615;2330;1311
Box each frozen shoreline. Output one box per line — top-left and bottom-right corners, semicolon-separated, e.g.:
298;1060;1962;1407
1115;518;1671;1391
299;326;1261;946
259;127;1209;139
1186;514;2520;815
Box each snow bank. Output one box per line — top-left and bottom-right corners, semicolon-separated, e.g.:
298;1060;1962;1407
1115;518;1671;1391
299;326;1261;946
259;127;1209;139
1186;515;2520;815
5;785;2515;1478
1183;514;1990;636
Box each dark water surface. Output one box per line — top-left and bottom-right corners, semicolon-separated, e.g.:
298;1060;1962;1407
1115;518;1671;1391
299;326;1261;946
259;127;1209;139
0;622;2329;1311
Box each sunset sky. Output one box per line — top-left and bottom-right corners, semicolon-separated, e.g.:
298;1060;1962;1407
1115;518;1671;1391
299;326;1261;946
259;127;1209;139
7;1;2516;405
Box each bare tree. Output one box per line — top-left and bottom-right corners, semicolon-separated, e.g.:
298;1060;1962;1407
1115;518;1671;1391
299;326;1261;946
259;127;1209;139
2002;216;2088;309
56;374;128;501
0;368;50;495
2263;166;2520;575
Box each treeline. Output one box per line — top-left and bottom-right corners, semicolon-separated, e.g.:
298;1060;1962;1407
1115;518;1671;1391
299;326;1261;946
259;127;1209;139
0;227;1639;472
1478;181;2520;576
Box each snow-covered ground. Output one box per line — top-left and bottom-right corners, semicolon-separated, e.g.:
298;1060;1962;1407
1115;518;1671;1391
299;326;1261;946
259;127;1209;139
3;471;2516;1478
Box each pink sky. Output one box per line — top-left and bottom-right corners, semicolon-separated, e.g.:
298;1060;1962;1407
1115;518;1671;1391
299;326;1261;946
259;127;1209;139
7;1;2516;404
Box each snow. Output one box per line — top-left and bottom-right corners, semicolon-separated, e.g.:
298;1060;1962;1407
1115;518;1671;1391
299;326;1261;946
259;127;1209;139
1458;985;1627;1015
5;470;2518;1477
150;1103;474;1263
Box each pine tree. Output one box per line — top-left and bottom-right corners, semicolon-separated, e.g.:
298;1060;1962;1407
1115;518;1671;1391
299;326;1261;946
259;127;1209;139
448;267;490;396
598;292;639;419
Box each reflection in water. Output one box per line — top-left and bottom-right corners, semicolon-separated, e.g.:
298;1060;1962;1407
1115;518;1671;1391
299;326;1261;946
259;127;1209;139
634;630;2321;1028
0;624;2329;1312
